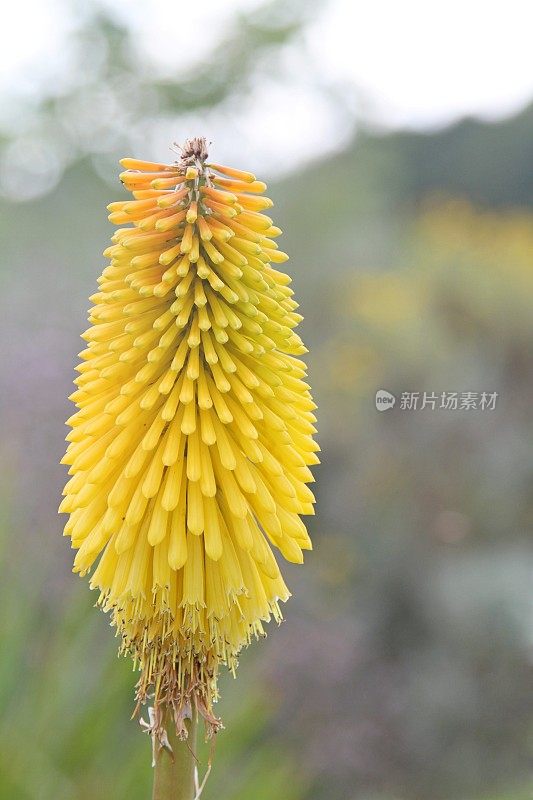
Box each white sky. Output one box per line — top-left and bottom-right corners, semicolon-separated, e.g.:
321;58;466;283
313;0;533;127
1;0;532;188
2;0;533;125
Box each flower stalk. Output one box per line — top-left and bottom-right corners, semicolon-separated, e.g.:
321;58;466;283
152;708;198;800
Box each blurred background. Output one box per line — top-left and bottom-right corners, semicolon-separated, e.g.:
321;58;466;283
0;1;532;798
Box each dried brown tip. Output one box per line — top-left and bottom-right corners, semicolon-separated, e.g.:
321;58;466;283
134;654;223;743
177;137;209;167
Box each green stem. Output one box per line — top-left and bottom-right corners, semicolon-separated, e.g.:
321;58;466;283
152;710;198;800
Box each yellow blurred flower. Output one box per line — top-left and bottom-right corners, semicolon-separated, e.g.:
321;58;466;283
60;137;318;738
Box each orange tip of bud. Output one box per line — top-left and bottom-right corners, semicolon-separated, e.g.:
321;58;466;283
208;163;256;183
120;158;170;171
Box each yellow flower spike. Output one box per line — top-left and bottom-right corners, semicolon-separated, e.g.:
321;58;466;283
59;136;318;745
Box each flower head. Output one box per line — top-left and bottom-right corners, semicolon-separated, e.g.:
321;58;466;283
60;137;318;738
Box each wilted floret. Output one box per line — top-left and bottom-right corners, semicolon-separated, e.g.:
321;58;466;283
60;137;318;737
